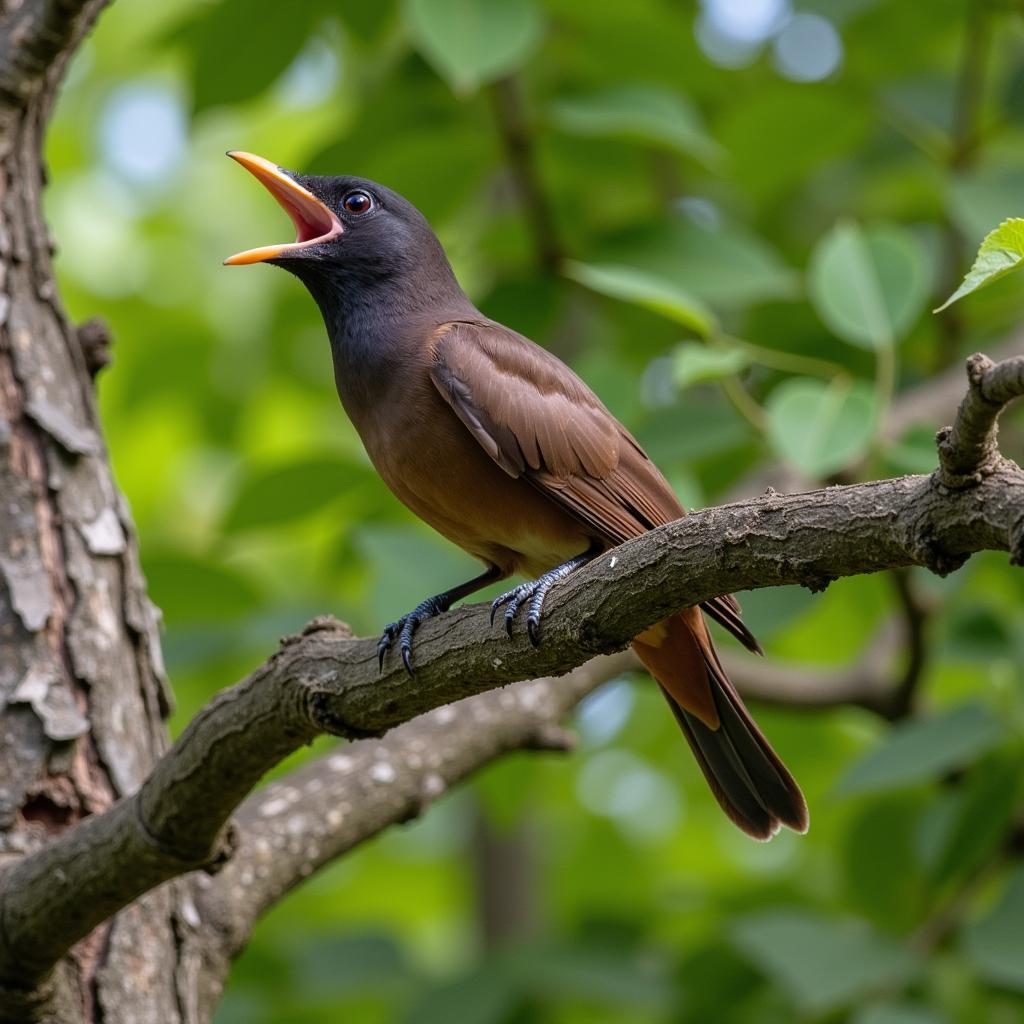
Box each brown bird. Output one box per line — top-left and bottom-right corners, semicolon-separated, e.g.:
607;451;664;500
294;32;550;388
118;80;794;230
225;152;808;840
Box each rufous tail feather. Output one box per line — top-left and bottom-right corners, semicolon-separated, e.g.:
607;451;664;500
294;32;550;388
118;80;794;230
632;609;808;840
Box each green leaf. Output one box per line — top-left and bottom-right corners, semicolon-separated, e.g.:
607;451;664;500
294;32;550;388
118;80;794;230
565;260;717;336
809;221;930;349
926;757;1019;885
597;217;799;309
169;0;317;113
672;342;750;390
732;911;921;1014
842;794;929;931
223;456;372;532
935;218;1024;311
838;703;1005;796
851;1005;946;1024
961;865;1024;992
765;377;878;477
403;0;543;94
550;86;722;167
143;552;262;622
405;967;517;1024
914;789;961;873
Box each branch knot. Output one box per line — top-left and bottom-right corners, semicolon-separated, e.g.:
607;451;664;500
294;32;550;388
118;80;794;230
76;317;112;376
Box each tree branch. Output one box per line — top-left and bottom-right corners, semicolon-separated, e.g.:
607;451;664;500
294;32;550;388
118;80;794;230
193;653;631;963
937;352;1024;484
207;578;952;963
0;354;1021;990
0;0;107;114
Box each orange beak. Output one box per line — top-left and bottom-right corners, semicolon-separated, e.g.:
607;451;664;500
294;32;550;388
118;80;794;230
223;151;343;265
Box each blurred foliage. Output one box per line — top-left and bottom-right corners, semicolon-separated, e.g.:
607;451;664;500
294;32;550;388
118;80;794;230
45;0;1024;1021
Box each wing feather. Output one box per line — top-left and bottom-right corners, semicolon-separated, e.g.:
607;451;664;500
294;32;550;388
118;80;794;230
430;320;679;543
429;319;763;649
430;320;628;510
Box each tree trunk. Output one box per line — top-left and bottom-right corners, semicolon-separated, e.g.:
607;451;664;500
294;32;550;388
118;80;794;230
0;4;209;1018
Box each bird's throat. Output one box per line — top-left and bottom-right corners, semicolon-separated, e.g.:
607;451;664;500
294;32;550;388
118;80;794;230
296;267;474;427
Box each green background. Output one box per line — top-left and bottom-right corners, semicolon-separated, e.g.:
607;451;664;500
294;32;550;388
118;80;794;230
47;0;1024;1020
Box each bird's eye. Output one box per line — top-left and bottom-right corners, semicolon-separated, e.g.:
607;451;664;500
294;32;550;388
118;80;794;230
342;190;373;215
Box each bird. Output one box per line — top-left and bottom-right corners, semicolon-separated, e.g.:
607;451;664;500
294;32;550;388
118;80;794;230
224;151;808;840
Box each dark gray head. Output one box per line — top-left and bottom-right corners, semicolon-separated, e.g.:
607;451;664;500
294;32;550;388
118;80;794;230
225;151;473;331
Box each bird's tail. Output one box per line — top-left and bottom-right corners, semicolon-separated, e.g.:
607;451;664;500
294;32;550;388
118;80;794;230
631;609;808;840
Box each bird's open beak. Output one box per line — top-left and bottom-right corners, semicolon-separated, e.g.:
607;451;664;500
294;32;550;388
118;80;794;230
223;151;343;265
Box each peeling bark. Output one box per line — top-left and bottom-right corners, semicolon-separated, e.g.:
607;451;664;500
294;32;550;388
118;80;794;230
0;1;187;1019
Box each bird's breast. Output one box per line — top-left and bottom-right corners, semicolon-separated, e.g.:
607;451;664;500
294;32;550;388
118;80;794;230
351;373;591;576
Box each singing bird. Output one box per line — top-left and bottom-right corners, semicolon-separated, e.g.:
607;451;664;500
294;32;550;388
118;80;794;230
225;152;808;840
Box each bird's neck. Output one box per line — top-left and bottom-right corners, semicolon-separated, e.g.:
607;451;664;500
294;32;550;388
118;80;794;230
298;262;476;418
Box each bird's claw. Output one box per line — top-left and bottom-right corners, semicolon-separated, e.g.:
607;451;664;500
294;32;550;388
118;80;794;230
490;552;594;648
491;582;540;642
374;618;393;667
526;589;545;647
378;618;409;675
377;599;442;675
490;582;548;647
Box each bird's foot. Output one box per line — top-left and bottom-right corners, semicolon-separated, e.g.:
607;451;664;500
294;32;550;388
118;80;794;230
377;567;504;675
377;595;449;675
490;552;595;648
490;581;540;642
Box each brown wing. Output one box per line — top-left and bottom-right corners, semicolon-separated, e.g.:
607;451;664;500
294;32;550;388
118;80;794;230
430;319;761;653
428;319;683;545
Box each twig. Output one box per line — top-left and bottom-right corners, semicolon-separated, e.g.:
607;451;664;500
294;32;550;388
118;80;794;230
884;568;932;719
488;75;562;276
937;353;1024;484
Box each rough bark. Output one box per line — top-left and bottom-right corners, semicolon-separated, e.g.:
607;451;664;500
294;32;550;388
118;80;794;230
0;1;197;1020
